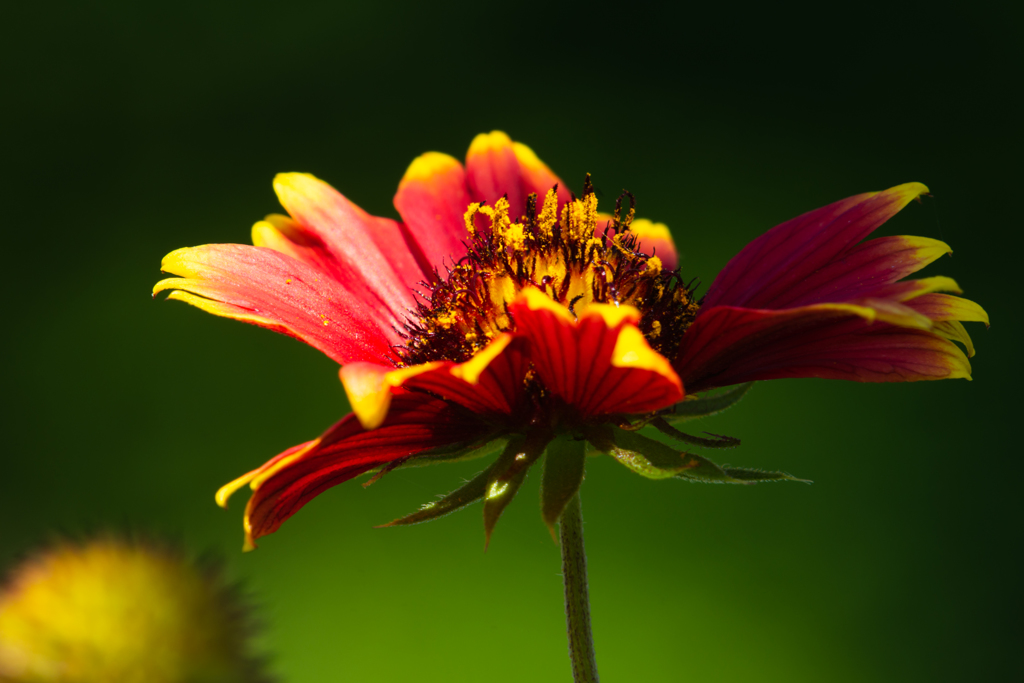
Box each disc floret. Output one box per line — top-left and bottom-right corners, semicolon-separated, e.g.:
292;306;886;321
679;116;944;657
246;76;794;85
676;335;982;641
400;176;700;367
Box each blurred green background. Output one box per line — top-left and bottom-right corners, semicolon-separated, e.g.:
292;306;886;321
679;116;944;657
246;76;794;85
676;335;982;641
3;1;1021;681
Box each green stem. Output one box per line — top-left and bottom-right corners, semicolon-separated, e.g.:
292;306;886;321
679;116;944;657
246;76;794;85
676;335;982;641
560;493;599;683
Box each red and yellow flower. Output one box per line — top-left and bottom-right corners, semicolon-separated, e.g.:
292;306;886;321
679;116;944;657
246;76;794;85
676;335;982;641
155;131;987;550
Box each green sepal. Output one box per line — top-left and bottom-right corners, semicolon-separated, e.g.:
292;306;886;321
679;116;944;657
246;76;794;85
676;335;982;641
722;467;811;484
377;438;509;526
483;432;550;547
675;457;810;485
586;425;805;486
379;464;497;527
651;417;740;449
362;436;506;489
673;452;748;484
584;425;691;480
400;435;508;468
662;382;754;424
540;434;587;537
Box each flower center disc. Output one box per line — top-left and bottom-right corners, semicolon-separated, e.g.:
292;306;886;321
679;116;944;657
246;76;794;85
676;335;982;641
399;177;699;367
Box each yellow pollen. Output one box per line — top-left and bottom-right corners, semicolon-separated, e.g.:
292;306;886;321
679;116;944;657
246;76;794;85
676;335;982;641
400;176;697;367
537;189;559;238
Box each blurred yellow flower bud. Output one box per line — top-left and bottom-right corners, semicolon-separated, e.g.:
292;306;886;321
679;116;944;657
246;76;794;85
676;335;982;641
0;537;268;683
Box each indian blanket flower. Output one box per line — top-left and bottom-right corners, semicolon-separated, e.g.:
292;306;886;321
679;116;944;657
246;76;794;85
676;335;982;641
155;130;986;681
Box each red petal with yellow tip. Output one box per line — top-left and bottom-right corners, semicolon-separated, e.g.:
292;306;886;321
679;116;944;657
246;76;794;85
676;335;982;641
154;244;398;365
393;152;473;273
238;394;490;548
511;141;572;212
704;183;929;310
769;235;952;308
465;132;571;220
339;336;529;431
675;304;971;392
272;173;426;321
853;275;961;303
631;219;679;270
401;335;530;418
906;293;990;325
510;290;683;417
466;131;525;217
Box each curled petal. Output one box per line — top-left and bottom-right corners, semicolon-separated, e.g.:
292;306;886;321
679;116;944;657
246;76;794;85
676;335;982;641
905;293;989;358
705;183;929;310
932;321;978;357
219;394;490;549
154;244;398;365
339;362;443;431
339;335;529;430
510;288;683;417
393;152;473;274
675;304;972;392
403;335;529;417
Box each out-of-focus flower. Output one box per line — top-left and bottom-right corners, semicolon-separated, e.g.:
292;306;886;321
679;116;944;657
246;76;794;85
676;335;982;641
0;537;268;683
154;131;987;549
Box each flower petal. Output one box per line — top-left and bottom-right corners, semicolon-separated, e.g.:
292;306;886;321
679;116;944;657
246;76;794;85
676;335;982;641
154;244;398;365
629;218;679;270
905;293;989;358
225;394;489;549
510;140;572;211
510;288;683;417
466;132;571;219
272;172;425;322
931;321;977;358
339;362;443;430
770;235;952;307
905;293;990;325
704;183;929;310
466;131;525;218
393;152;473;274
853;275;962;303
339;335;529;430
675;304;972;392
403;334;529;417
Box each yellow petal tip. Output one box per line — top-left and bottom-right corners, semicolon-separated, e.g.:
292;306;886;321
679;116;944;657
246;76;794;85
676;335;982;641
468;130;513;157
516;286;575;321
400;152;461;186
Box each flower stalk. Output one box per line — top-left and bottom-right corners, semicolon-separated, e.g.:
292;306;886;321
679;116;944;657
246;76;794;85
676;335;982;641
560;493;599;683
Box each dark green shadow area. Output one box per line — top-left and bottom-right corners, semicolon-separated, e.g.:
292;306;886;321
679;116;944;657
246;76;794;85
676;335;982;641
2;1;1021;681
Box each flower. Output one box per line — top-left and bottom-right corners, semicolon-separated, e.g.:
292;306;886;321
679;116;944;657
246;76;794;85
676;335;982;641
154;131;987;550
0;537;269;682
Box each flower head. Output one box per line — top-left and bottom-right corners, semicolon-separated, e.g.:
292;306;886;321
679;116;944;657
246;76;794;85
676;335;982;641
155;131;987;549
0;537;268;682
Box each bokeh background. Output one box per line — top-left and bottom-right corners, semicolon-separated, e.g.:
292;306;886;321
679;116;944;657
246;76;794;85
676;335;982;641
3;1;1021;681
